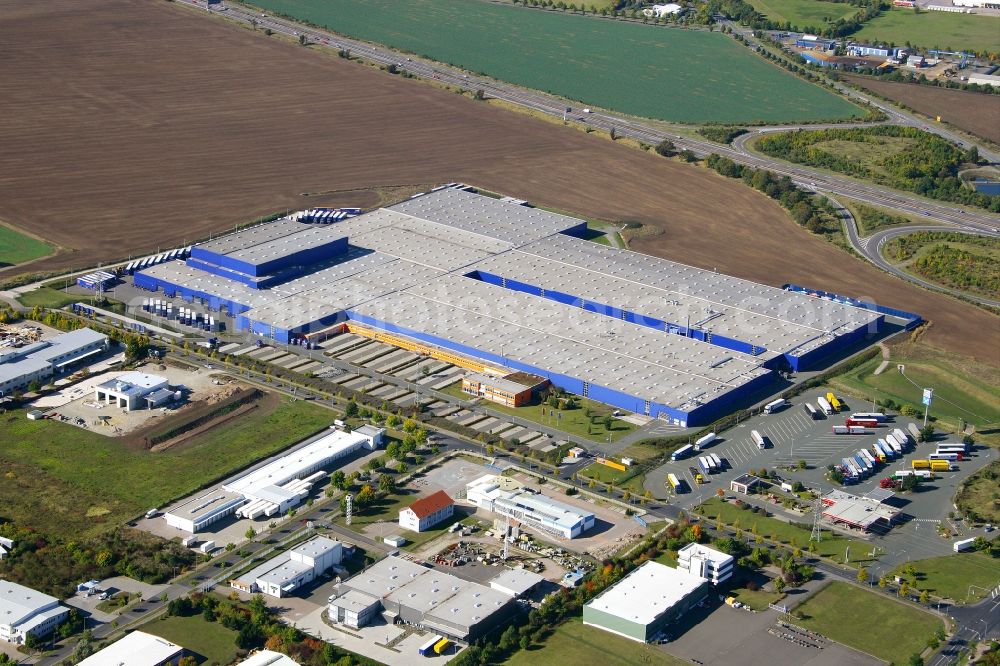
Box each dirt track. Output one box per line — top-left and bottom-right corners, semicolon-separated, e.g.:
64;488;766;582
843;75;1000;145
0;0;995;364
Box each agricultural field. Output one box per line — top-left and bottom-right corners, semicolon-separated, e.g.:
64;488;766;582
842;74;1000;145
881;231;1000;301
792;582;943;663
1;0;997;367
854;9;1000;55
504;617;688;666
0;224;53;267
828;338;1000;440
0;398;332;538
250;0;862;124
747;0;856;30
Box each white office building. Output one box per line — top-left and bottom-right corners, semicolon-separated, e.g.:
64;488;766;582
676;543;734;585
398;490;454;532
94;372;172;411
239;649;302;666
0;328;108;397
78;630;184;666
0;580;69;645
231;536;342;598
164;427;381;533
466;475;594;539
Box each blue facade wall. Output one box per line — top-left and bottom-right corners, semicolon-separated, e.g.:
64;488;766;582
788;317;882;371
190;237;348;279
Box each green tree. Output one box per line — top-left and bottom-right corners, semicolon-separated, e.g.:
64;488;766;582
655;139;677;157
298;34;307;46
857;567;868;584
245;527;256;540
378;473;395;494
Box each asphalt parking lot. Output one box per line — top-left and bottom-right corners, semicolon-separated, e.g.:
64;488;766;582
646;387;995;566
663;585;879;666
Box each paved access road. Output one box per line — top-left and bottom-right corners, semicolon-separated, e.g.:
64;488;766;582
178;0;1000;238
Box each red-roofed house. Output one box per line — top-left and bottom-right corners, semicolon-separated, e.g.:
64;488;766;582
399;490;454;532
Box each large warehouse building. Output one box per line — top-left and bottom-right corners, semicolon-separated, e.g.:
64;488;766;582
0;328;108;397
583;561;710;643
329;555;516;640
133;187;885;426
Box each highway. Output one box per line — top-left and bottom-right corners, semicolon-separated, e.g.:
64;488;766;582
182;0;1000;239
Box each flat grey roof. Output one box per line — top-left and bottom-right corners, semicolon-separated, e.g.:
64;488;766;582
196;219;308;257
352;277;769;412
463;372;533;395
389;187;582;246
489;568;545;595
513;236;880;355
226;226;347;267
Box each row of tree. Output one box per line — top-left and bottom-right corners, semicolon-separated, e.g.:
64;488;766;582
757;127;998;212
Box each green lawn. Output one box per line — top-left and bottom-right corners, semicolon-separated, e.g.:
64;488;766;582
893;551;1000;602
698;497;874;566
143;614;238;665
0;400;332;538
579;461;647;494
792;582;943;663
440;381;637;443
504;617;689;666
250;0;862;124
17;287;81;309
0;224;53;267
957;461;1000;525
335;487;421;529
855;9;1000;54
729;586;786;611
828;349;1000;436
747;0;856;30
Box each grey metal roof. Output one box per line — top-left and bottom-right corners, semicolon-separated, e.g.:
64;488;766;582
389;187;583;246
196;219;307;257
351;277;770;412
515;236;880;355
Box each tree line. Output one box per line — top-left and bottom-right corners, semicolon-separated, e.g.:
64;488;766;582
757;127;999;212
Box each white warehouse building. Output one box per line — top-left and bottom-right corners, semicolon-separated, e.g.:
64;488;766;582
0;580;70;645
466;474;595;539
164;426;384;533
0;328;108;397
676;543;734;584
94;371;173;411
231;536;343;598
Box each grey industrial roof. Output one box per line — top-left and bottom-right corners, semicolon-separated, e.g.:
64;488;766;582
463;372;534;396
343;556;511;632
584;561;706;626
168;489;245;522
0;328;107;386
389;187;583;246
226;226;347;267
513;236;880;355
352;277;769;412
489;568;545;596
196;219;307;256
331;589;381;613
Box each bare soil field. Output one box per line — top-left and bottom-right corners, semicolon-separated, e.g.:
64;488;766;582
842;75;1000;145
0;0;995;364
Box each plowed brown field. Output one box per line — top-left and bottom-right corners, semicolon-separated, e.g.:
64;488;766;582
843;75;1000;145
0;0;995;364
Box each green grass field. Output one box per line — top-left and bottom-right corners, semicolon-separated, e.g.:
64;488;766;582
958;461;1000;524
17;287;81;309
579;461;647;494
827;345;1000;437
729;586;786;610
504;617;689;666
747;0;856;30
855;9;1000;54
698;497;873;565
0;224;53;267
792;582;943;663
143;614;238;665
250;0;862;124
893;551;1000;602
440;381;636;443
0;400;332;538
